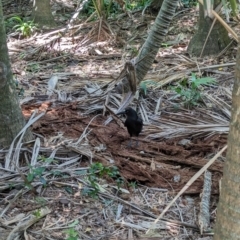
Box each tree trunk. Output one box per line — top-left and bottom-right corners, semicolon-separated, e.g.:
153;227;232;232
0;0;32;148
32;0;56;27
150;0;164;11
213;41;240;239
135;0;179;84
187;1;231;56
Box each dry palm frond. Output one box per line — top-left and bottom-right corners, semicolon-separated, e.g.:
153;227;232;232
145;107;229;140
6;207;51;240
80;18;113;46
198;170;211;234
146;145;227;234
5;111;45;170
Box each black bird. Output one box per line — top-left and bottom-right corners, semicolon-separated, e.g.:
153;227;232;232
117;107;143;147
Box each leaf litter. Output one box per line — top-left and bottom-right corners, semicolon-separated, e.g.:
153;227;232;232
0;1;237;239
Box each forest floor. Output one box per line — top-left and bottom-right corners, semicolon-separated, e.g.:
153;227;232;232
0;1;238;239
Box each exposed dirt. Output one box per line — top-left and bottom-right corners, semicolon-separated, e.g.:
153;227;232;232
22;102;226;195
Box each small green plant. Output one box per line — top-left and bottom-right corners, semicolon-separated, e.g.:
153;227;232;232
14;78;24;96
173;73;216;108
127;46;139;58
35;197;48;206
9;16;37;37
139;80;157;96
64;220;79;240
33;209;41;218
26;63;40;73
26;166;46;188
50;170;63;177
82;186;99;198
64;228;79;240
82;0;121;18
125;0;151;11
161;43;170;48
64;186;73;194
82;1;95;16
5;17;18;33
8;183;15;190
83;163;124;198
181;0;198;7
38;157;60;177
128;181;137;189
89;163;120;178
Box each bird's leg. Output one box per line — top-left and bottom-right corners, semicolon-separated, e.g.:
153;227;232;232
135;137;139;147
127;138;132;148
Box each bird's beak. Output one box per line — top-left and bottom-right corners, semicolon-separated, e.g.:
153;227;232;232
116;110;126;115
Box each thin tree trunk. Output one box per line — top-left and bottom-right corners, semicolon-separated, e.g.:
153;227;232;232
32;0;56;27
187;0;231;56
214;40;240;239
0;0;32;147
135;0;178;84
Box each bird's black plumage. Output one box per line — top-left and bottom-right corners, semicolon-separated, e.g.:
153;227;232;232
117;107;143;147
